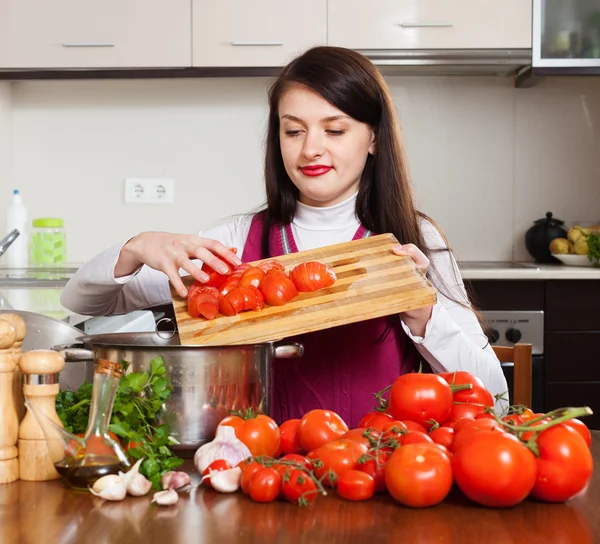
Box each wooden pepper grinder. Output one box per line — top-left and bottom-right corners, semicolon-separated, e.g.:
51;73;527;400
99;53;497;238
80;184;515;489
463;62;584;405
0;318;19;484
2;313;27;424
18;350;65;481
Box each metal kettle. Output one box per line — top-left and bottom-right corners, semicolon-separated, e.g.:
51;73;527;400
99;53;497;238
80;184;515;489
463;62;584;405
525;212;568;263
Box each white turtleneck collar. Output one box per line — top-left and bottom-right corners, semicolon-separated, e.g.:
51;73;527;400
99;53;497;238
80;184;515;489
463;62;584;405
293;191;360;231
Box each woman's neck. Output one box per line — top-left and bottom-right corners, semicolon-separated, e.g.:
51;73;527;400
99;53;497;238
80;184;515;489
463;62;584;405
294;191;359;231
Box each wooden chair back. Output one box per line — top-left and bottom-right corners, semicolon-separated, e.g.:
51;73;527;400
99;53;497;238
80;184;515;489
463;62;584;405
492;343;533;408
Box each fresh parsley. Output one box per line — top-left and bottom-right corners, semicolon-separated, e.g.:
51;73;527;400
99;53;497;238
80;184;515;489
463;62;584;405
56;356;183;489
588;233;600;266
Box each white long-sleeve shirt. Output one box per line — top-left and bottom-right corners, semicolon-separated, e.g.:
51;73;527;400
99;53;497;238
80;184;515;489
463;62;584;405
61;192;508;410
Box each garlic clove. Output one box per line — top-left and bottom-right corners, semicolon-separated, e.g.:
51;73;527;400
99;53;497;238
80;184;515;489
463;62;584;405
194;425;252;474
207;466;242;494
89;474;127;501
161;471;192;490
152;489;179;506
119;458;152;497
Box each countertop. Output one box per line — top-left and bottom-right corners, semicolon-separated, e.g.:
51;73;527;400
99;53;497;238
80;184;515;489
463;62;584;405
0;436;598;544
1;262;600;288
458;262;600;280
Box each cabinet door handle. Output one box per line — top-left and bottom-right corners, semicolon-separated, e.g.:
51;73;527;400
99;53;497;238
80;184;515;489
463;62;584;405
398;23;454;28
230;41;284;46
62;42;115;48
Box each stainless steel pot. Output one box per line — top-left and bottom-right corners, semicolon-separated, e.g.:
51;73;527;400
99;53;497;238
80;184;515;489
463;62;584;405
0;309;94;390
57;332;303;454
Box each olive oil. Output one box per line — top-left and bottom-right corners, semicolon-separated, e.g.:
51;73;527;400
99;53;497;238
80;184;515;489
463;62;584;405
54;456;127;490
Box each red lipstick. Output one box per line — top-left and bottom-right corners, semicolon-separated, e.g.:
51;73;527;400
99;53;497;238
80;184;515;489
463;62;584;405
300;165;333;177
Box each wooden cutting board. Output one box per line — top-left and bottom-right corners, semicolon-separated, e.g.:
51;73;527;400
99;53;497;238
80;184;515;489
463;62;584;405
171;233;437;346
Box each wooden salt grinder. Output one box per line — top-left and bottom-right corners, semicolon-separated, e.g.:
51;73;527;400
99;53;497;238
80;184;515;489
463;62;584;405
18;350;65;481
2;313;27;424
0;319;19;483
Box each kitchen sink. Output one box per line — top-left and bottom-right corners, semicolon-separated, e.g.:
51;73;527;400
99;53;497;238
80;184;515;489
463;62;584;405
0;266;78;287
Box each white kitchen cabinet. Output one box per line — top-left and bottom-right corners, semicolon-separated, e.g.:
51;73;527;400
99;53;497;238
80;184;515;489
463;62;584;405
192;0;327;67
328;0;532;50
0;0;191;69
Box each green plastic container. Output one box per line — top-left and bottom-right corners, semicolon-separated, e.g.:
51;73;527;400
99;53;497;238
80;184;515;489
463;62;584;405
29;218;67;266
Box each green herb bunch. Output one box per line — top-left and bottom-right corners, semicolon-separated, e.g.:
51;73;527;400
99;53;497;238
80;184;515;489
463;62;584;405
56;356;183;489
588;233;600;266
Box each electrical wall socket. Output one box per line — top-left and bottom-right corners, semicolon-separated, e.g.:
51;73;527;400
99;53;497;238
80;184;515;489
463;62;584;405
124;178;175;205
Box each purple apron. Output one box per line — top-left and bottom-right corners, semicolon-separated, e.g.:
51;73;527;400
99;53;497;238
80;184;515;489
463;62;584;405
242;213;419;428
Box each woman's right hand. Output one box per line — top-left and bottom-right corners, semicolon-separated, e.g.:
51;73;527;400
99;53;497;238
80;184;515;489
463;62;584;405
116;232;242;298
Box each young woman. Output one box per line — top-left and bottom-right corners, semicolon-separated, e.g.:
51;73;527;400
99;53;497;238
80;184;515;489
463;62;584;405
61;46;507;427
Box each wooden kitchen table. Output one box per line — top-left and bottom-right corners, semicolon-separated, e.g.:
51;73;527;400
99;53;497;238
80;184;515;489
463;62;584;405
1;434;599;544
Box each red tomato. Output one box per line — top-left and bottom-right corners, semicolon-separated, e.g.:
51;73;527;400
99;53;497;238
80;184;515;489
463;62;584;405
249;467;282;503
385;444;453;508
446;402;486;423
187;286;220;319
563;418;592;448
79;433;120;457
342;428;380;449
438;371;494;407
257;259;285;274
275;454;312;477
358;411;396;430
429;426;454;450
282;469;318;506
201;459;232;489
123;440;144;460
452;419;503;453
240;464;264;494
380;421;409;442
289;261;337;292
519;408;536;421
474;411;496;421
279;419;303;455
239;267;266;289
241;285;264;311
307;439;368;487
297;409;349;452
429;442;452;461
389;374;454;429
452;431;537;507
219;287;245;316
189;293;219;320
259;272;298;306
399;431;434;446
219;415;280;457
357;450;391;493
530;424;593;503
336;470;375;501
220;274;241;296
502;414;524;426
400;420;428;434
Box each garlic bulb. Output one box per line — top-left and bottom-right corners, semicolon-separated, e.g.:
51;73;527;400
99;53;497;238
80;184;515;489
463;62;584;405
161;471;191;490
206;467;242;494
89;474;127;501
119;458;152;497
152;489;179;506
194;425;251;474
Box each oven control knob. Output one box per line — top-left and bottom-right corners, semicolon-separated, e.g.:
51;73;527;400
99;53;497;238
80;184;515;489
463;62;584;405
487;328;500;343
505;328;522;344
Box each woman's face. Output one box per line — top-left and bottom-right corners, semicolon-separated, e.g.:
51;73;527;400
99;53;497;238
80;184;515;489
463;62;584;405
278;84;375;207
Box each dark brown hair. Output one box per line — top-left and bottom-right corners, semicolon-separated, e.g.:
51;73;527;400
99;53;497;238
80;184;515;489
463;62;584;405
261;46;476;314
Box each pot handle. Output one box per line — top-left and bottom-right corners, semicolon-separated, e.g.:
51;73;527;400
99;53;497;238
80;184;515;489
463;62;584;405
56;347;95;362
274;342;304;359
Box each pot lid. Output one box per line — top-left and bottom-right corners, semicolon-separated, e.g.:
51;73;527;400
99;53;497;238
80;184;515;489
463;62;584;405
533;212;565;226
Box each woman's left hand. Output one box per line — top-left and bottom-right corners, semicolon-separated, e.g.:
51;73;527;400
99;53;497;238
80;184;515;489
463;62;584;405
392;243;433;337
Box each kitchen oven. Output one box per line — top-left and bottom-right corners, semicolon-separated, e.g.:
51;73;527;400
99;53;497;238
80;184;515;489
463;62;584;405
481;310;545;413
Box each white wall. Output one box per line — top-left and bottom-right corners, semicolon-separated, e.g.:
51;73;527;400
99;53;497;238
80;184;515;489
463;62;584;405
0;83;13;210
3;75;600;264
